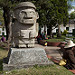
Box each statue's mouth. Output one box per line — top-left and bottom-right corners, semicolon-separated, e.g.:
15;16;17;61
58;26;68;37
23;17;32;19
19;19;34;24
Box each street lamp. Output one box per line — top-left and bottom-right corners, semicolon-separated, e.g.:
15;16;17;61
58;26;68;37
73;19;75;36
68;15;70;30
68;15;70;37
74;19;75;29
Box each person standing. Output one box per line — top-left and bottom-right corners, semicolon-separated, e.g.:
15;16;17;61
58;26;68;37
1;35;5;42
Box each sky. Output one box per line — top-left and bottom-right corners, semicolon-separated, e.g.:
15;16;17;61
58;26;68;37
68;0;75;14
69;0;75;7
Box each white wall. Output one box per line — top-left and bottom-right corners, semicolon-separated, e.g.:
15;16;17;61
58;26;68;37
3;28;6;35
0;28;2;35
40;24;75;35
0;27;6;36
41;25;47;34
52;24;75;33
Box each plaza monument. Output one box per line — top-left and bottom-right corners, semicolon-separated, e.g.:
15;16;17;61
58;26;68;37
11;2;39;48
3;2;53;71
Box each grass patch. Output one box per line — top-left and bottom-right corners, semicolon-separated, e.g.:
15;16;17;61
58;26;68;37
45;39;65;42
0;45;8;72
45;36;75;43
0;47;8;59
3;65;73;75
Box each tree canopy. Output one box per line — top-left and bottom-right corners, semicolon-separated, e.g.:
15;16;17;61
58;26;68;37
0;0;69;39
70;11;75;19
0;9;4;26
33;0;68;37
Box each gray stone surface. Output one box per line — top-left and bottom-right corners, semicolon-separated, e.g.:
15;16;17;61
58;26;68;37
15;2;36;9
3;48;53;71
11;2;39;47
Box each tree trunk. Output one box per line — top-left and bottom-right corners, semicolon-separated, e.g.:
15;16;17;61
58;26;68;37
44;25;47;34
57;25;61;37
3;7;12;50
3;7;11;41
48;25;52;38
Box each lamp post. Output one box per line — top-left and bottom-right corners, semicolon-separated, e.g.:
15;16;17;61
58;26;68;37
69;15;70;31
68;15;70;37
74;19;75;29
73;19;75;36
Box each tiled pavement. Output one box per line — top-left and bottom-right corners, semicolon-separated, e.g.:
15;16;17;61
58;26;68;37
35;44;63;61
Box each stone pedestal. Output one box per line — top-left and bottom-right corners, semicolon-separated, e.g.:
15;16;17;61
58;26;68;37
3;48;53;71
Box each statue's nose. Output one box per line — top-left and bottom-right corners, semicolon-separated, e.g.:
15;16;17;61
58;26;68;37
23;15;27;19
23;14;33;19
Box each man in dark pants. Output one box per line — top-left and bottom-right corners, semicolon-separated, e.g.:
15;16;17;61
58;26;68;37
63;40;75;70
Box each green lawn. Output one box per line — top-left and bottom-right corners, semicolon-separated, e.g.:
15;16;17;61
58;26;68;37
0;42;74;75
0;46;8;74
46;35;75;43
0;48;8;59
45;39;64;42
3;65;73;75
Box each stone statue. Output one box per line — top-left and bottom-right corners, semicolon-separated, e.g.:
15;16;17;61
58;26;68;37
12;2;39;47
3;2;53;71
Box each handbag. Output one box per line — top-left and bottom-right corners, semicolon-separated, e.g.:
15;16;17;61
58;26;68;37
59;59;67;66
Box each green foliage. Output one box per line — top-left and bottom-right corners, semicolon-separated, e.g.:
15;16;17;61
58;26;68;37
0;0;69;39
70;11;75;19
0;10;4;26
0;0;18;8
0;0;20;40
68;0;74;10
62;30;68;36
34;0;68;37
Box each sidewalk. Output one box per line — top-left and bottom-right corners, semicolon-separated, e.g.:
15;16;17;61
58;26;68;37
35;44;75;74
35;44;63;61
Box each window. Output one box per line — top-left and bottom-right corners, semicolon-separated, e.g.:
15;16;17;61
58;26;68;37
66;27;69;31
2;27;4;31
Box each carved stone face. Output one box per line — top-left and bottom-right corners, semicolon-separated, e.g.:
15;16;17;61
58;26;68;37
12;2;39;47
18;9;38;24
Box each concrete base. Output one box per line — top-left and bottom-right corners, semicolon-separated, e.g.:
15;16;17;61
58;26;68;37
3;48;53;71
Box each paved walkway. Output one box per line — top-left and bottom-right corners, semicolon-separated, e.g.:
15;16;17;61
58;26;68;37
35;44;63;61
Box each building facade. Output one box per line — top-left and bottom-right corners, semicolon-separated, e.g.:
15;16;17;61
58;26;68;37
41;19;75;36
0;26;6;36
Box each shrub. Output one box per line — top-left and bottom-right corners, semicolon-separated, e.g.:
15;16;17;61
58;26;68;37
62;30;68;36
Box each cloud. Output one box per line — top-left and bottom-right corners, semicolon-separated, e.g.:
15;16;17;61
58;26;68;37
68;9;75;14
